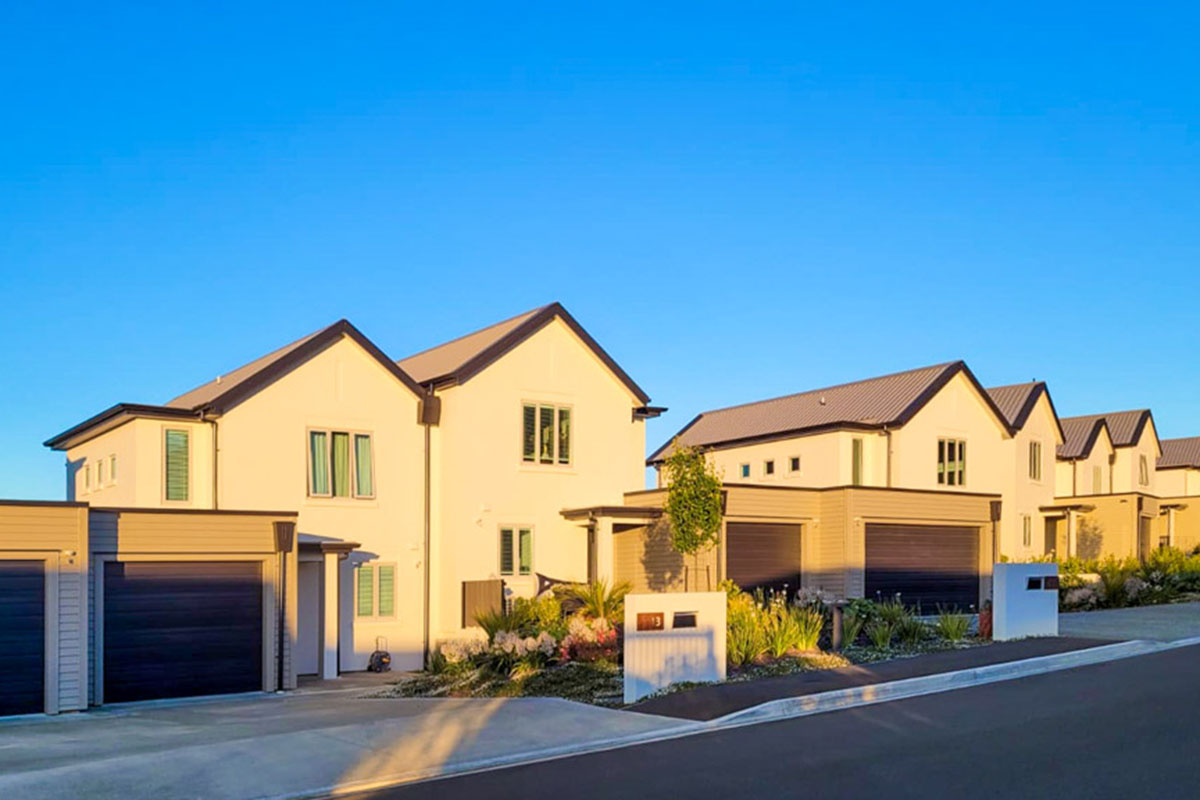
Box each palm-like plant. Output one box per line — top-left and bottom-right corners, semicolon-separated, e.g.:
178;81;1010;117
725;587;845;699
567;579;632;621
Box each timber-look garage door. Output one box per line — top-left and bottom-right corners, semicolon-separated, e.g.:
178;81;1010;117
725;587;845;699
726;522;802;596
865;524;979;611
0;561;45;715
103;561;264;703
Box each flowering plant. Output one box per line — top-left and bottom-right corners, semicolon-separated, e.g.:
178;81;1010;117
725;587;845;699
559;615;620;663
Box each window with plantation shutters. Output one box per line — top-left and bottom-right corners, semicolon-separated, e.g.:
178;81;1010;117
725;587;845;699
164;429;189;501
937;438;966;486
499;527;533;576
1029;441;1042;481
851;438;864;485
521;402;572;466
355;563;396;618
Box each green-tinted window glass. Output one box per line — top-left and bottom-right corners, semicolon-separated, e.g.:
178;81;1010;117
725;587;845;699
356;566;374;616
309;431;330;495
557;408;571;464
958;441;966;485
539;406;554;463
110;455;117;483
937;439;946;484
354;434;374;497
331;432;350;497
377;565;395;616
851;438;863;486
518;528;532;575
522;405;536;462
165;429;189;501
499;528;514;575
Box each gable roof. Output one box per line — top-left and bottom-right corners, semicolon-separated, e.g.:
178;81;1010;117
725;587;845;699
396;302;651;404
1158;436;1200;470
648;360;1012;464
986;382;1065;442
1056;409;1156;460
45;320;424;450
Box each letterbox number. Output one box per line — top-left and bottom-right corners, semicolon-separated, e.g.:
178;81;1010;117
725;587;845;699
637;612;664;631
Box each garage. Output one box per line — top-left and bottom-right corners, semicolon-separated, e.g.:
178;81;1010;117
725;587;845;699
0;561;45;716
102;561;264;703
865;523;980;611
726;522;802;596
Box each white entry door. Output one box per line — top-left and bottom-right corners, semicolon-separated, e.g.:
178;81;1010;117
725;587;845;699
296;561;322;676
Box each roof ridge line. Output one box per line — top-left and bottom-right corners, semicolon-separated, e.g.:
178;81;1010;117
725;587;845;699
395;303;551;365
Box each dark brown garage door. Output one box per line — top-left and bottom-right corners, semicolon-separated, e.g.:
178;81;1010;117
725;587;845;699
865;524;979;612
726;522;802;597
104;561;263;703
0;561;44;715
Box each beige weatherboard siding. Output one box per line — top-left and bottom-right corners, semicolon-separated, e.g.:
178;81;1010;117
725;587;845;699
0;501;90;715
410;310;653;641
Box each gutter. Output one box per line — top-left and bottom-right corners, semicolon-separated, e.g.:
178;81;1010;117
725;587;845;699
419;391;441;666
200;410;220;510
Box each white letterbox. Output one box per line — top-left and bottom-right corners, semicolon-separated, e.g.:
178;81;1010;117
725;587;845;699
993;562;1059;641
623;591;726;703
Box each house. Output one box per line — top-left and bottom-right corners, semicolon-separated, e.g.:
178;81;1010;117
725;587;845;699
1049;410;1163;560
615;360;1060;610
43;304;657;684
1156;437;1200;552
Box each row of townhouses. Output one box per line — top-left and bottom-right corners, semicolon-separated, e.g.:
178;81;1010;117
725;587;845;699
4;302;1198;715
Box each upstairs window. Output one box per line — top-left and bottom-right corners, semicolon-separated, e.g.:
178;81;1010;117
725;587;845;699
309;429;375;499
1028;441;1042;481
500;527;533;576
164;429;190;501
1092;465;1103;494
1139;455;1150;486
83;464;91;493
97;458;107;487
739;463;750;479
789;456;801;473
1022;515;1032;547
763;459;775;476
937;438;966;487
521;403;571;465
109;455;117;484
851;438;864;486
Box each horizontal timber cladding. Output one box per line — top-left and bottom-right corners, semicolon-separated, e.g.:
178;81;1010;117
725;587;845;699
865;524;981;612
613;522;718;593
103;560;264;703
0;561;45;715
725;523;802;596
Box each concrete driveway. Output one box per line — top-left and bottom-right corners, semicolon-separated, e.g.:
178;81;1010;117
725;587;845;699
0;687;686;800
1058;601;1200;641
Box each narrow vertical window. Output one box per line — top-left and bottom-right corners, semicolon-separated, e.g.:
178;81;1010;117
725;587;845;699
331;431;350;497
764;459;775;476
937;440;946;484
83;464;91;492
376;565;395;616
851;438;863;486
957;440;966;485
1022;515;1032;546
557;408;571;464
522;405;537;462
164;429;190;501
98;458;106;486
356;566;374;617
354;434;374;497
1093;465;1102;494
539;406;555;463
109;455;117;483
1139;455;1149;486
518;528;532;575
309;431;330;495
499;528;515;575
1029;441;1042;481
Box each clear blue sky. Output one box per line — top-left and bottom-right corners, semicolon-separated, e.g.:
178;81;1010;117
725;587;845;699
3;3;1198;500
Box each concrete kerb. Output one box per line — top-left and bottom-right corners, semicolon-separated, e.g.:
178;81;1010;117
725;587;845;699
274;637;1196;799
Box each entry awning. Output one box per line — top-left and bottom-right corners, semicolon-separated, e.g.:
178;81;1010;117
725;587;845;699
298;534;361;555
560;505;662;523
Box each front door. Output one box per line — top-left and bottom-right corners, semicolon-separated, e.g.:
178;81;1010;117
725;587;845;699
296;561;322;676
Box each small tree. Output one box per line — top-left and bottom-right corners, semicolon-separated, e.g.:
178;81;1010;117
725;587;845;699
663;440;723;590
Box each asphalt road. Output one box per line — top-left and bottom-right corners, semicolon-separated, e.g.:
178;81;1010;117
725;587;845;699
350;644;1200;800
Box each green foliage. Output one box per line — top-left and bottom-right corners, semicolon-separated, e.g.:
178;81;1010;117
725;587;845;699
566;579;631;621
511;594;565;637
727;590;767;666
792;604;824;651
762;599;802;658
934;607;970;642
840;613;866;647
875;598;911;626
663;441;724;567
473;608;510;643
865;619;895;649
896;615;929;646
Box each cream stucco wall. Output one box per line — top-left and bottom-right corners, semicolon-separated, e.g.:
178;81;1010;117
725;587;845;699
700;429;886;488
1112;419;1160;495
1157;468;1200;497
1055;426;1114;497
429;318;646;640
215;337;427;671
66;418;214;509
997;393;1060;561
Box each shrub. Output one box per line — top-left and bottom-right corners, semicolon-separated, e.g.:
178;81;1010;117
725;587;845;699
559;615;620;663
865;619;895;649
876;597;911;626
792;604;824;651
512;595;565;637
566;579;631;622
896;615;929;646
934;607;969;642
840;613;866;647
761;597;801;658
727;590;767;666
473;608;510;643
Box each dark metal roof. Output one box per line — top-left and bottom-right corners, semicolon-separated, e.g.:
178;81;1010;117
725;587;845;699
1158;436;1200;470
1057;409;1156;460
396;302;652;404
648;361;1012;464
985;381;1065;442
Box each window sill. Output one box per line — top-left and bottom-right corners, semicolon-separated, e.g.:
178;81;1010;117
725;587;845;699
517;464;578;476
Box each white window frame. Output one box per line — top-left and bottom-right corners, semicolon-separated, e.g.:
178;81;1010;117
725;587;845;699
763;459;775;477
306;428;376;500
499;525;534;577
162;427;191;503
520;402;573;467
738;463;750;479
355;562;396;619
